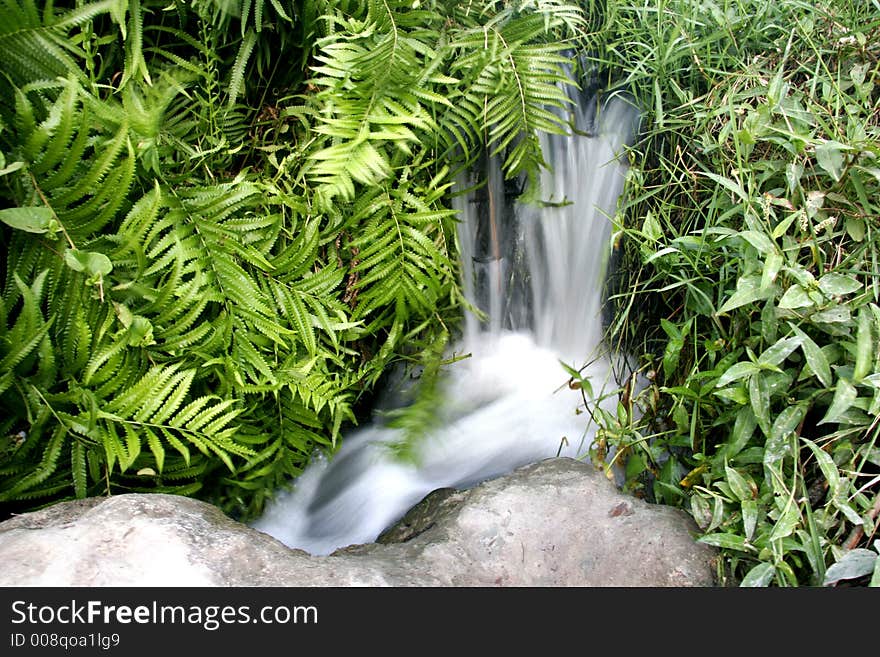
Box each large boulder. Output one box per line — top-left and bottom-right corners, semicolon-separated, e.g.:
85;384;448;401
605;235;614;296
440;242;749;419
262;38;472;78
0;458;717;586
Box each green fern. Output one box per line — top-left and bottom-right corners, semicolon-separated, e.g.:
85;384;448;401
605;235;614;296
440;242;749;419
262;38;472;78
301;0;583;203
1;0;590;521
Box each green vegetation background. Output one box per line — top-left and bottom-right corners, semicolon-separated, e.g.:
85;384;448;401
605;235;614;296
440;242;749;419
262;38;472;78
1;0;878;586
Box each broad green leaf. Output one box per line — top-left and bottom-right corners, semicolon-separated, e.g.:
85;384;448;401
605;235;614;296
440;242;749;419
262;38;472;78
850;62;869;86
726;465;755;502
0;207;59;234
126;316;155;347
779;285;812;309
714;385;749;405
790;324;832;386
729;407;758;458
659;318;681;339
818;379;858;425
761;300;778;345
785;162;803;194
802;438;840;498
716;361;760;388
768;68;787;104
805;191;825;219
815;141;846;182
833;490;865;526
854;306;874;381
740;561;775;587
772;210;800;239
698;532;754;552
739;230;777;255
704;171;750;204
823;549;877;586
641;211;662;242
757;336;802;367
690;494;713;530
818;272;862;296
742;499;759;541
64;249;113;277
769;500;801;541
710;495;725;532
765;404;806;466
749;373;771;435
773;406;808;450
846;217;866;242
718;275;769;314
811;306;851;324
761;252;783;291
0;160;24;176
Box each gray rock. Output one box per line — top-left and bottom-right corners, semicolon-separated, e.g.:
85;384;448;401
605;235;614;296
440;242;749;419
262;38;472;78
0;458;717;586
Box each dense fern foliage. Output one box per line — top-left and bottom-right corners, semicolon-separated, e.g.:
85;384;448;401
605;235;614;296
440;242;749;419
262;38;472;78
0;0;588;519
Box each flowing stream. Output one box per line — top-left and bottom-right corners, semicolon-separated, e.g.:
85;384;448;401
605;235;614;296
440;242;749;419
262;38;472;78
253;90;639;556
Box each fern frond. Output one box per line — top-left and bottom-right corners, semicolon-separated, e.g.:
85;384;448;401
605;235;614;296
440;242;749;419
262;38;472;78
228;27;257;106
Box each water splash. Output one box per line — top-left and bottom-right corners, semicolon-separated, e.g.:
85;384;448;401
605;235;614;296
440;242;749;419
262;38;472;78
253;93;639;556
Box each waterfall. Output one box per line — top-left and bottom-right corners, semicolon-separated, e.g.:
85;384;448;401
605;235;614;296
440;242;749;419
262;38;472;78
252;91;639;556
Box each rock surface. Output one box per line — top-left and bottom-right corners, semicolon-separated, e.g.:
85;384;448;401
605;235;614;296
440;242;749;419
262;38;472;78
0;458;717;586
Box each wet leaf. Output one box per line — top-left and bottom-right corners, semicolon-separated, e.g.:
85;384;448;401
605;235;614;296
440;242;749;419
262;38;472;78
726;465;755;501
761;252;783;291
785;162;803;195
729;407;758;458
818;272;862;296
805;191;825;218
749;373;771;435
818;379;857;425
802;438;840;498
698;532;754;552
757;336;802;367
768;500;801;541
811;306;851;324
765;404;805;467
690;493;712;530
742;499;759;541
717;361;760;387
790;324;832;386
718;275;769;314
779;285;812;309
740;561;775;587
823;549;877;586
739;230;777;255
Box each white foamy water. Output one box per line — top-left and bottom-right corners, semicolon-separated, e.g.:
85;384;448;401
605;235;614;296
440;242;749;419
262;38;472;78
253;93;638;555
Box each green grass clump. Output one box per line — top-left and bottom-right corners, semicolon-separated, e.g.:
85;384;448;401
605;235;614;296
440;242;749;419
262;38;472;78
588;0;880;586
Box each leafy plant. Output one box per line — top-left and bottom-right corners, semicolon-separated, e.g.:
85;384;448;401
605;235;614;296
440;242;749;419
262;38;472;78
591;0;880;585
0;0;589;520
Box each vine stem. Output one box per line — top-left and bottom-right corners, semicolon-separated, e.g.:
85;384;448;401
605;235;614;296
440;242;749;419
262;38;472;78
30;172;75;250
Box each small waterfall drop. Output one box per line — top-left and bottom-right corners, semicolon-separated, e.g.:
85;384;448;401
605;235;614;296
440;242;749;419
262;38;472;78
253;92;638;556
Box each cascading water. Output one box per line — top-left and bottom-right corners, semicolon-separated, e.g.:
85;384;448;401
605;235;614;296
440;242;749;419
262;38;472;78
252;89;639;556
